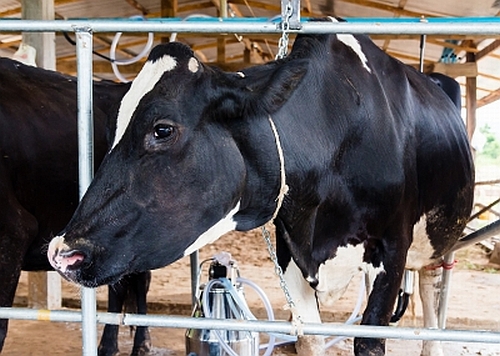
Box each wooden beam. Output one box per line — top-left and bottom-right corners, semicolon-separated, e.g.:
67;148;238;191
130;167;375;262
21;0;56;69
476;39;500;60
177;1;213;13
433;62;478;78
227;0;280;12
162;0;177;42
478;87;500;107
465;50;477;142
425;38;480;53
22;0;62;311
337;0;437;18
56;58;145;75
0;0;78;17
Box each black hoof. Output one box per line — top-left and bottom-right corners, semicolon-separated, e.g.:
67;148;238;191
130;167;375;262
354;337;385;356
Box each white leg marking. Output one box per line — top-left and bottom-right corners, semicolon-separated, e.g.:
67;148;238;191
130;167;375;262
284;260;324;356
112;55;177;150
407;214;437;270
327;17;371;73
419;268;444;356
284;259;321;323
183;201;240;256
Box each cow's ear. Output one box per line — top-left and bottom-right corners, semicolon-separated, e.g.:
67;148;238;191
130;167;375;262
242;59;308;116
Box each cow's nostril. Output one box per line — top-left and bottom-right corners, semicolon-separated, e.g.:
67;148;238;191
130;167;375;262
59;250;85;269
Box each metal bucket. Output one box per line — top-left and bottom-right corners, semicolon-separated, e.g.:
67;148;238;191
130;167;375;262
185;261;259;356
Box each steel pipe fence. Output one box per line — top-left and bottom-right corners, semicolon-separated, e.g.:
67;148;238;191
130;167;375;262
1;18;500;355
0;17;500;36
1;308;500;345
1;17;500;35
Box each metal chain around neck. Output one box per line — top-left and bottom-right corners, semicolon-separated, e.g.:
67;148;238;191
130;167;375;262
261;225;302;333
276;1;293;59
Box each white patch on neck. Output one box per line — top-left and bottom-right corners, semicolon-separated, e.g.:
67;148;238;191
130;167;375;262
406;213;437;270
188;57;199;73
183;201;241;256
327;17;371;73
111;55;177;150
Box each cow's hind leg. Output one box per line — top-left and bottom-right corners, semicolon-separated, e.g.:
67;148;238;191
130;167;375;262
283;259;325;356
419;266;444;356
354;234;409;356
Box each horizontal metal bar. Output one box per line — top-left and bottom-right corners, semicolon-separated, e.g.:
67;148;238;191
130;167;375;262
1;307;499;344
1;18;500;35
452;219;500;252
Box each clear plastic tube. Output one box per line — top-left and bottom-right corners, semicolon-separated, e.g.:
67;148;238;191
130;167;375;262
109;15;154;83
324;273;366;349
201;279;239;356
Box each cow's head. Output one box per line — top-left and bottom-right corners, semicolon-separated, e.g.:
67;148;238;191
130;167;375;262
47;42;307;287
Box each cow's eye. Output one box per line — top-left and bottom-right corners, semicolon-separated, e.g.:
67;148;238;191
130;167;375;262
154;124;175;139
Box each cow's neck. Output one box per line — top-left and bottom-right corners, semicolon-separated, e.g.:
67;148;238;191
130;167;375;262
231;115;289;231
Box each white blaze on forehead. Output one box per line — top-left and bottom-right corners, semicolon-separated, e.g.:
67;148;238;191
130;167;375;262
111;55;177;150
327;17;371;73
183;201;241;256
406;213;438;270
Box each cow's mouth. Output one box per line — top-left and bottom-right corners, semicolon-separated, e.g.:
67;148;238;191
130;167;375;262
47;235;128;287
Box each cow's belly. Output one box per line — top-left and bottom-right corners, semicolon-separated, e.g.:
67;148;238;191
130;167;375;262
406;215;437;270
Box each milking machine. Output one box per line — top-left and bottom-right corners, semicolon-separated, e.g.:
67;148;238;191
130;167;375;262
184;251;370;356
185;252;268;356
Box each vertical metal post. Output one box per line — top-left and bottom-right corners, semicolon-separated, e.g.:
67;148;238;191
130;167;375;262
190;251;200;307
438;252;455;329
419;34;426;72
75;28;98;356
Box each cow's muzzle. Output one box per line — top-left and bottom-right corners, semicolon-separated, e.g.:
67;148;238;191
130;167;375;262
47;235;86;276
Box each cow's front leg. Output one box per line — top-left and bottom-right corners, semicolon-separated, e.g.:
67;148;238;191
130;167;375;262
419;266;444;356
99;279;129;356
354;237;408;356
130;271;152;356
283;259;324;356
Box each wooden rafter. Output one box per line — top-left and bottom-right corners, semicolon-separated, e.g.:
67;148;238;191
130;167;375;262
337;0;437;18
425;38;480;54
478;87;500;107
476;39;500;60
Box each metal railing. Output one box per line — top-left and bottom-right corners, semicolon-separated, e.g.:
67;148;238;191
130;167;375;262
2;17;500;356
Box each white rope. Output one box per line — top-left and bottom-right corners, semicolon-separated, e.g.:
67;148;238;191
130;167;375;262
267;115;289;220
262;116;304;336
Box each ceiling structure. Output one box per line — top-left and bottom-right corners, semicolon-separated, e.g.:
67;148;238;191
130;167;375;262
1;0;500;110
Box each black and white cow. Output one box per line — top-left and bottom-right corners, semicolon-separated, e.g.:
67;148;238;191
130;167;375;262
0;57;152;356
47;19;474;356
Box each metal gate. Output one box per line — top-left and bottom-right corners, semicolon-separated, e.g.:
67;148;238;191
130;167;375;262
1;10;500;356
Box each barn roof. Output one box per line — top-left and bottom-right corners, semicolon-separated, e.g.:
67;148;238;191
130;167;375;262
1;0;500;108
